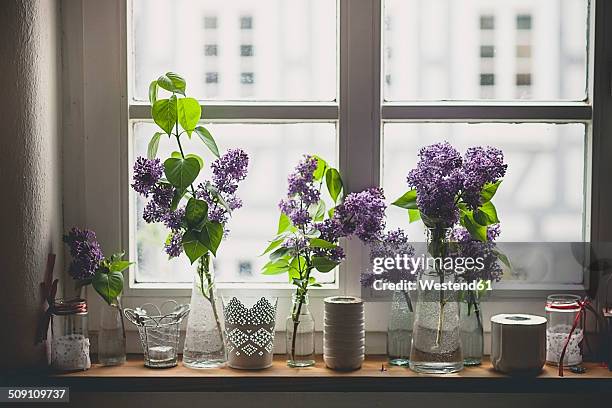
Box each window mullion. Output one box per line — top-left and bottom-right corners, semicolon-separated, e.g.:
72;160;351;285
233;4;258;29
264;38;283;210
339;0;382;297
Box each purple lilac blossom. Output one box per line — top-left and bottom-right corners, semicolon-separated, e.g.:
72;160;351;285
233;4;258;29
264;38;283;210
407;142;463;227
142;184;174;223
164;232;183;258
197;149;249;226
132;157;163;196
453;224;503;283
335;188;386;242
162;207;185;231
361;228;417;287
462;146;507;209
63;228;104;280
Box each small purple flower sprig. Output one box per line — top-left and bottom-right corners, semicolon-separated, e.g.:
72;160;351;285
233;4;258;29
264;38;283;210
132;72;249;268
392;141;508;242
262;155;386;363
63;227;132;305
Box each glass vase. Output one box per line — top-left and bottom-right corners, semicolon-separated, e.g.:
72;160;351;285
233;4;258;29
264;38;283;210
387;290;414;366
409;227;463;374
98;300;126;366
286;293;315;367
183;254;227;368
459;295;484;366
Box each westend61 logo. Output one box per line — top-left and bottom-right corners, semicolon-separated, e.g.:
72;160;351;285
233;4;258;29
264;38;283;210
369;254;493;292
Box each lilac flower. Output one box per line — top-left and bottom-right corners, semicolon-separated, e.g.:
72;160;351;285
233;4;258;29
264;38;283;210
143;184;174;223
132;157;163;196
314;246;345;263
335;188;386;242
279;198;311;227
315;218;345;242
197;149;249;226
211;149;249;195
407;142;463;227
286;155;320;206
164;232;183;258
63;228;104;280
453;224;503;283
462;146;507;209
162;207;184;231
369;228;415;260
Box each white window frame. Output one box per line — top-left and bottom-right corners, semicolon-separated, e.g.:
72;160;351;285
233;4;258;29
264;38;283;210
63;0;612;349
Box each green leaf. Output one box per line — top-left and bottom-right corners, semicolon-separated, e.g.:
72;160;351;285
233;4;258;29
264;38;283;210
157;72;186;95
312;256;338;273
269;247;290;262
392;189;418;209
309;200;326;222
313;155;328;181
164;157;200;190
325;168;343;203
92;270;124;305
309;238;336;249
493;249;512;269
327;207;335;218
170;187;186;211
152;95;178;135
289;256;307;279
185;153;204;169
148;80;158;104
277;212;291;235
473;201;499;226
408;209;421;223
108;260;132;273
199;222;224;256
182;231;208;264
194;126;220;158
185;198;208;229
481;180;502;203
460;210;488;242
177;97;201;136
202;181;231;212
261;238;284;256
147;132;163;159
262;259;290;275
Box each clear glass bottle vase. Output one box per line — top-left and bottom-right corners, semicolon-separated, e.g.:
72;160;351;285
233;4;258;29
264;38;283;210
387;290;414;366
98;299;126;366
183;254;227;368
286;293;315;367
409;227;463;374
459;295;484;366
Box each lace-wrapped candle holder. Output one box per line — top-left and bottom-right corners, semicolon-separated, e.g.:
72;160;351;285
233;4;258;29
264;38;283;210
545;294;583;366
124;301;190;368
223;296;278;370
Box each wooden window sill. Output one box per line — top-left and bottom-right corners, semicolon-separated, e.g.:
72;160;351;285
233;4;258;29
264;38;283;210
36;355;612;393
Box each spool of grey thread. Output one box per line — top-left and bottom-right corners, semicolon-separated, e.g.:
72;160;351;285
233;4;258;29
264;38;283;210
323;296;365;370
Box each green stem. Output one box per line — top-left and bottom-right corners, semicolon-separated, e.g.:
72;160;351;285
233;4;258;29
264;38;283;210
198;254;224;345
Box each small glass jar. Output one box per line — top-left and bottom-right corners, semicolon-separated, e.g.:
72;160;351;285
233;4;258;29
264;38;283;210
387;290;413;366
49;298;91;371
286;293;315;367
545;294;583;366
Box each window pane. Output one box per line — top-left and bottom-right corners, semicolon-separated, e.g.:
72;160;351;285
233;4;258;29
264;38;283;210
131;0;337;102
383;122;585;242
383;0;588;101
131;122;337;284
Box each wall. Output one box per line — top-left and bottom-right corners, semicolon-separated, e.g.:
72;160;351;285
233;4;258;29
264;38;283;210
0;0;63;369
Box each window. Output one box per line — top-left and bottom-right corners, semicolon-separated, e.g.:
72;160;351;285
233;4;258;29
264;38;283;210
240;15;253;30
517;14;532;30
480;45;495;58
240;72;254;84
204;44;218;57
240;44;254;57
205;72;219;84
203;15;217;29
480;73;495;86
93;0;598;330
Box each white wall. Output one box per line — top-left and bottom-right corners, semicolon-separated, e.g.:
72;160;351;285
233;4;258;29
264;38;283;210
0;0;63;369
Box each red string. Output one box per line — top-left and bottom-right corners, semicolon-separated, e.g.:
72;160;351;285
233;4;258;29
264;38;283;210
558;297;590;377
